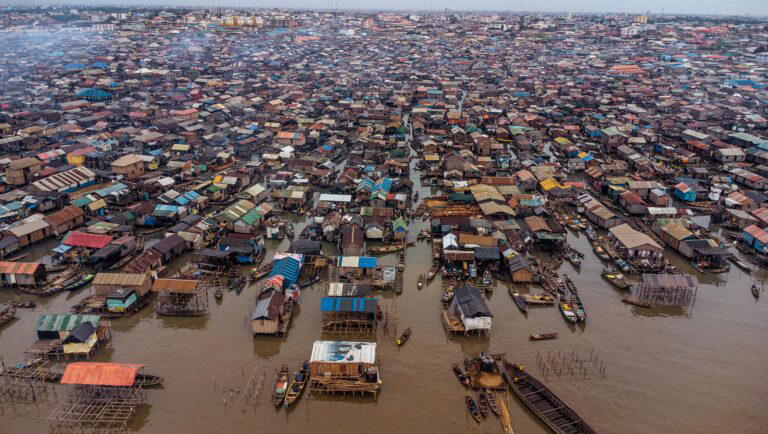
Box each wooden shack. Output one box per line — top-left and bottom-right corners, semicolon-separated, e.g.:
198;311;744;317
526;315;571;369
149;234;186;263
308;340;381;395
43;205;86;236
6;219;52;248
152;278;207;316
506;255;534;283
320;297;379;336
92;272;152;297
250;290;285;335
0;261;46;287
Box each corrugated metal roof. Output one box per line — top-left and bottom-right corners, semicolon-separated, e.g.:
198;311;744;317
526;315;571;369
63;231;113;249
36;313;100;332
320;297;377;313
93;272;149;287
60;362;143;387
310;340;376;364
0;261;41;275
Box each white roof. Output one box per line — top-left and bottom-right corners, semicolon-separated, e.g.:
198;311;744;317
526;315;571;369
157;177;175;187
245;183;266;196
318;193;352;203
647;207;678;215
310;341;376;364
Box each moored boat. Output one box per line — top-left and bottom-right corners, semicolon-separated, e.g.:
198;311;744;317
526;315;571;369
521;293;556;305
273;364;290;407
466;395;481;423
566;251;582;269
502;361;595;433
368;243;407;255
559;302;577;323
64;273;95;292
453;363;470;387
601;270;632;289
283;361;309;407
0;304;16;328
486;389;501;416
426;259;440;281
510;292;528;313
476;390;489;417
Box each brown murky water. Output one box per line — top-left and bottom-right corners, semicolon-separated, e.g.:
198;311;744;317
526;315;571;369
2;181;768;433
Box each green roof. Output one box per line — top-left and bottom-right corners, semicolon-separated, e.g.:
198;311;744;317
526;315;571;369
35;313;100;332
71;196;95;207
392;217;408;231
239;207;264;225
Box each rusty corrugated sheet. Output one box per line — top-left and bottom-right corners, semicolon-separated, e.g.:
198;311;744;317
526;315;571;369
93;272;149;287
151;278;200;293
60;362;143;386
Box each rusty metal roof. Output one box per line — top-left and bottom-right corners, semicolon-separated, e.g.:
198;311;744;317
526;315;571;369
60;362;143;387
151;278;200;293
93;272;149;287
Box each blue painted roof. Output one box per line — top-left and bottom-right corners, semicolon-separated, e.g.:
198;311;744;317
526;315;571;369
374;177;392;193
359;257;377;268
76;88;112;100
267;257;302;285
320;297;378;313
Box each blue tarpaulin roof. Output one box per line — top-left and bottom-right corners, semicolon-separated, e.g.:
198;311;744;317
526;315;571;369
337;256;377;269
374;177;392;193
320;297;378;313
267;256;302;285
174;191;200;206
53;244;72;254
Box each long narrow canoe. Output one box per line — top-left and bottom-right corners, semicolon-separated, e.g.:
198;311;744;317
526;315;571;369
502;361;595;434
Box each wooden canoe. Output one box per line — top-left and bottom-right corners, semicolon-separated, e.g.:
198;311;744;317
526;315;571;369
502;361;595;433
453;363;470;387
622;296;652;308
64;273;95;292
530;332;558;341
466;395;481;423
0;304;16;328
486;389;501;416
476;389;490;417
601;271;631;289
283;361;309;408
397;327;411;346
273;364;290;407
368;243;406;254
511;292;528;313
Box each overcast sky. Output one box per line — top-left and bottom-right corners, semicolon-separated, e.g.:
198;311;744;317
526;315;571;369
19;1;768;16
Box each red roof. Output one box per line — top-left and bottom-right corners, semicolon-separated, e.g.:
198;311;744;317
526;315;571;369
60;362;143;387
63;231;113;249
0;261;41;275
